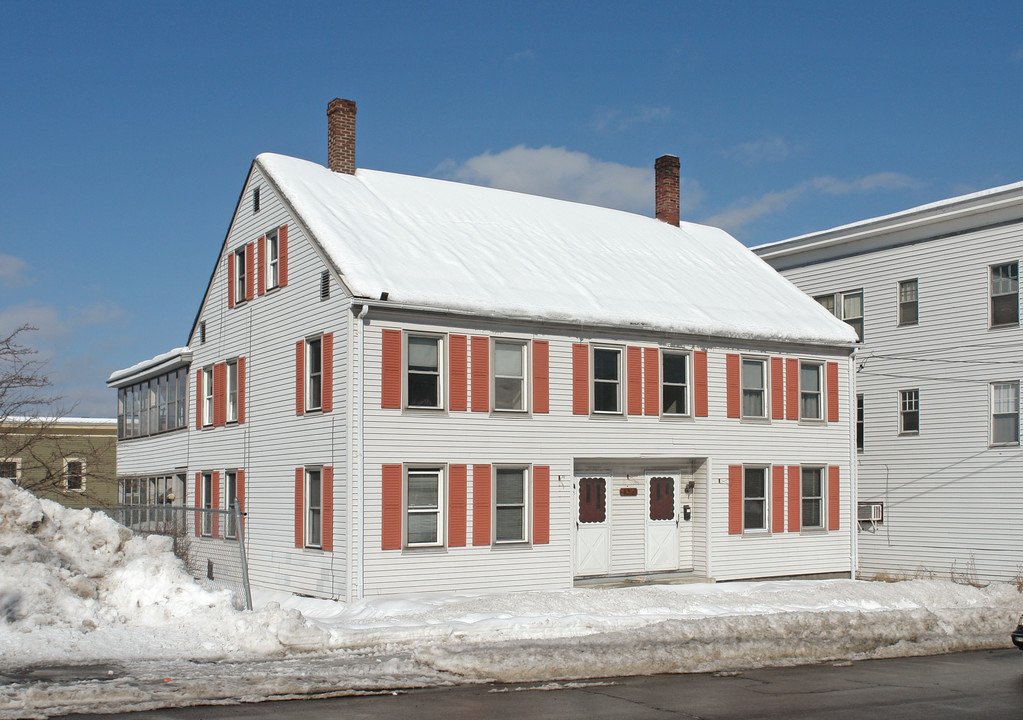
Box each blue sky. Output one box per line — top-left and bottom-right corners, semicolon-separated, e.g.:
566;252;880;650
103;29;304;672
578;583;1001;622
3;0;1023;417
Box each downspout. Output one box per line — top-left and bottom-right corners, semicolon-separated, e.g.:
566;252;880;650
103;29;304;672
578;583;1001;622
848;349;858;579
356;303;369;599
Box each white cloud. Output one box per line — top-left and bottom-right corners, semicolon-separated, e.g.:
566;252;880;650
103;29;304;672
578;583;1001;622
0;253;31;288
509;49;536;63
70;301;125;327
703;172;921;233
590;106;671;133
0;302;64;340
724;134;801;165
435;145;703;215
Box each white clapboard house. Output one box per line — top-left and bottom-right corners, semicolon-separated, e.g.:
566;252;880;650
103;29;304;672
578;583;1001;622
755;183;1023;584
108;99;858;600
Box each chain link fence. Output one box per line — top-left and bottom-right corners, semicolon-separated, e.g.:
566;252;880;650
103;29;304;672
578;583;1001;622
98;504;252;610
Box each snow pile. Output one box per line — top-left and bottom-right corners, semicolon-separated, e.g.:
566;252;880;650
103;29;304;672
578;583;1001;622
0;478;325;667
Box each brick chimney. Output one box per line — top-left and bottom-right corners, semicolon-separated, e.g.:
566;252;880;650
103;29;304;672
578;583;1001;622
327;98;357;174
655;154;680;226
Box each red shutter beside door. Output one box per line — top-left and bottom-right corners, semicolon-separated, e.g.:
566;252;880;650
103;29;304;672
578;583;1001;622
726;354;740;418
449;464;467;547
827;362;839;423
771;357;785;420
295;340;305;415
294;468;304;547
828;466;841;530
572;344;589;415
728;465;742;535
322;333;334;413
533;465;550;544
627;346;642;415
278;224;288;287
644;347;659;416
694;351;708;417
772;465;785;533
787;465;801;532
381;464;402;550
532;340;549;413
449;334;467;411
471;336;489;412
322;466;334;551
381;329;402;409
472;464;491;546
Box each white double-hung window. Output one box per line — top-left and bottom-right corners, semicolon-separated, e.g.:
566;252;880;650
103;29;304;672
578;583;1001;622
266;228;279;290
226;360;238;422
992;382;1020;445
406;335;443;409
494;340;527;411
741;358;766;418
234;247;247;304
592;347;622;413
799;362;823;420
406;467;443;546
494;467;528;543
743;466;767;531
661;351;689;415
202;367;214;427
801;467;824;529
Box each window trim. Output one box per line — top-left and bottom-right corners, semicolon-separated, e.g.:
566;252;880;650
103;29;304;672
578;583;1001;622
225;470;239;540
202;366;214;428
591;345;623;415
989;261;1019;328
897;278;919;327
493;465;530;544
226;359;238;423
990;381;1020;447
233;246;247;305
492;338;530;413
404;465;445;548
304;467;323;549
63;458;86;492
899;389;920;435
740;356;768;420
306;336;323;413
798;360;824;422
266;228;280;291
0;457;21;482
661;349;690;417
200;472;213;536
404;333;445;411
799;465;825;531
742;465;769;533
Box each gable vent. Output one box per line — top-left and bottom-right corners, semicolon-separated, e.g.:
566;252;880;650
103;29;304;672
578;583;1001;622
320;270;330;301
199;320;206;344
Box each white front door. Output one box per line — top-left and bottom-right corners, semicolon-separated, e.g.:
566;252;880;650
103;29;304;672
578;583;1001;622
645;474;679;571
575;476;610;575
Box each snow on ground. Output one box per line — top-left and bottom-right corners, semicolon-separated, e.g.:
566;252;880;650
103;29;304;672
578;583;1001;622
1;478;1020;718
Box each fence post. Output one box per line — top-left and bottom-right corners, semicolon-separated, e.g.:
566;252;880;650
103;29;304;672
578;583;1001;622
234;501;253;611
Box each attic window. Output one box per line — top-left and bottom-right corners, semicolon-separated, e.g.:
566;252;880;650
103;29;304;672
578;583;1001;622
253;186;260;213
199;321;206;344
320;271;330;301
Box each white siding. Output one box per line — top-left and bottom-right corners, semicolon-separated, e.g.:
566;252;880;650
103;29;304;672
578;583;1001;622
775;221;1023;583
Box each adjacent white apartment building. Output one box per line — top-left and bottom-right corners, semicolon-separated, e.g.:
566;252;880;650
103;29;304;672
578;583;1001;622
756;183;1023;583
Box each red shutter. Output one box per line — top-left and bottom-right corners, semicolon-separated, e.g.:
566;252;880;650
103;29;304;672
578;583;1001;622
322;332;334;413
771;357;785;420
644;348;659;416
381;329;402;409
295;340;305;415
211;471;221;538
627;346;642;415
726;353;740;419
213;362;226;427
257;236;265;296
381;464;402;550
278;224;288;287
236;469;245;534
788;465;801;532
195;369;203;429
322;466;334;551
237;356;246;423
772;465;785;533
786;358;799;420
473;464;491;546
828;466;841;530
532;340;549;413
471;336;489;412
194;472;201;536
449;334;468;411
227;253;235;309
572;344;589;415
827;362;839;423
533;465;550;544
728;465;742;535
694;351;708;417
294;468;304;548
449;464;467;547
245;242;255;301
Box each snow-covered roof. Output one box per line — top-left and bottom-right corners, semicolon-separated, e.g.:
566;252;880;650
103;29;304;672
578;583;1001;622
2;416;116;427
107;347;192;386
258;153;857;347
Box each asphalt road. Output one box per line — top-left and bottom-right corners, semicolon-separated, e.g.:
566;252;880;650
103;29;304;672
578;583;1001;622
57;648;1023;720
